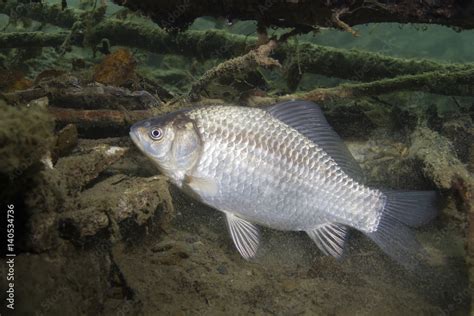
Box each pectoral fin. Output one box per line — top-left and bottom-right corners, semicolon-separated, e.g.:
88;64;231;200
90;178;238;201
184;175;218;196
306;223;348;258
224;212;260;260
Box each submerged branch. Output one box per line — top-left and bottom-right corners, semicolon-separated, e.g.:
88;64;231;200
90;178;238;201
282;42;473;91
189;40;280;99
0;31;70;48
50;107;151;131
112;0;474;31
0;1;80;29
302;69;474;102
247;68;474;105
409;127;473;192
2;81;161;110
1;2;473;86
16;67;474;137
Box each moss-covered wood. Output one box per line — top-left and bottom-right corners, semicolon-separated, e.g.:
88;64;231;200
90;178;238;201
0;31;70;48
302;69;474;101
113;0;474;30
2;27;474;99
2;2;473;87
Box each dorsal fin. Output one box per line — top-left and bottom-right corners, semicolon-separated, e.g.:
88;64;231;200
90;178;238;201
264;100;364;182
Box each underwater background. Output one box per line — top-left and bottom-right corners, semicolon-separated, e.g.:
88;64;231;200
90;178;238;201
0;0;473;315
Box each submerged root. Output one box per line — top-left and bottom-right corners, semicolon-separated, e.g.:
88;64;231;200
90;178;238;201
332;8;359;37
189;40;280;100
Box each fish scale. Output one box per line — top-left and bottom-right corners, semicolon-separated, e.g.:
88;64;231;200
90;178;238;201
188;105;383;232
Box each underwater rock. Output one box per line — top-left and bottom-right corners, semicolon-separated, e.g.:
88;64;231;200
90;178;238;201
24;167;68;216
59;207;110;241
24;212;61;252
58;175;173;243
53;123;79;160
0;98;54;177
21;169;68;252
54;144;128;194
21;143;129;251
14;243;113;315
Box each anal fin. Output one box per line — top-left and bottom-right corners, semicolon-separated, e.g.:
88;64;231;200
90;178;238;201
306;223;348;258
224;212;260;260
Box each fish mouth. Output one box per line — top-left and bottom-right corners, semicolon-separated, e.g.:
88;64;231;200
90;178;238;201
129;125;145;152
129;124;155;160
129;127;139;144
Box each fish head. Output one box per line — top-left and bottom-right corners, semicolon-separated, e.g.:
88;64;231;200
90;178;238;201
130;111;201;184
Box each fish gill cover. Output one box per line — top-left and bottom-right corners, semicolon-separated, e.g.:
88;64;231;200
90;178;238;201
0;0;473;315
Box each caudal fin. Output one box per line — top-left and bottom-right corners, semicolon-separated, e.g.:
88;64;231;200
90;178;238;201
365;191;438;270
383;191;438;227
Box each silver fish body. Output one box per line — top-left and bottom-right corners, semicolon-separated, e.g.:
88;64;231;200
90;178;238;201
130;101;437;267
186;105;384;232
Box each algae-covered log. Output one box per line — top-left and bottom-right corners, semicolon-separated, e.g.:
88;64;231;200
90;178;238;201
48;97;378;139
3;63;474;120
2;2;473;86
114;0;474;30
49;107;152;137
4;0;474;32
4;27;473;88
2;81;161;110
0;31;70;48
408;126;474;309
409;127;473;192
233;68;474;104
0;1;80;29
301;69;474;101
282;43;474;91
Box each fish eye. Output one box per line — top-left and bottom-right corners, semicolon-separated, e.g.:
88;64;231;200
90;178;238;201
149;128;163;140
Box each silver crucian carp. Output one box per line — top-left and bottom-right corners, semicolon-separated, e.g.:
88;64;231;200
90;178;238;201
130;101;437;269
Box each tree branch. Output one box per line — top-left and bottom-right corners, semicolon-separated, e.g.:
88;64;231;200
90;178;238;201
302;69;474;102
112;0;474;30
2;81;161;110
0;31;70;48
1;2;472;85
189;40;280;99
